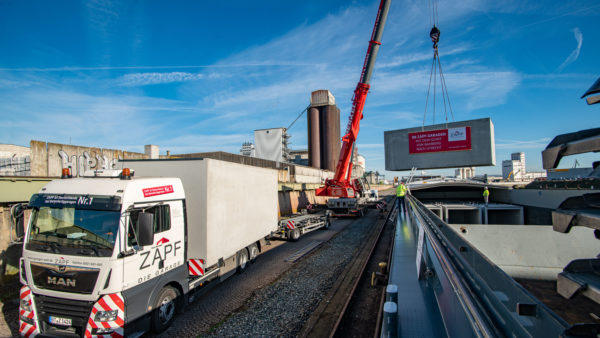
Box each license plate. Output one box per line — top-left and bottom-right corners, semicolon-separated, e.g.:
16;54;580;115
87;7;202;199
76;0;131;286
49;316;72;326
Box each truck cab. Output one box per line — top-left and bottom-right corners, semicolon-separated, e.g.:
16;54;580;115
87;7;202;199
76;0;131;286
19;169;188;337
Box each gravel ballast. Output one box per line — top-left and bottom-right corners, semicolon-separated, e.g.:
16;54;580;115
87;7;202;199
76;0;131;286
204;211;377;337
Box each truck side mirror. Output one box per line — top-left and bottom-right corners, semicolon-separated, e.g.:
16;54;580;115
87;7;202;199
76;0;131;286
10;204;25;240
137;212;154;246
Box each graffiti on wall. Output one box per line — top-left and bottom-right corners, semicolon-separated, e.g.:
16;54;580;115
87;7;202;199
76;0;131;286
58;150;120;177
29;141;148;177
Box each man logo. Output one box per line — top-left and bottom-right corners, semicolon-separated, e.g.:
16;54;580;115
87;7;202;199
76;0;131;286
58;265;66;273
47;276;76;287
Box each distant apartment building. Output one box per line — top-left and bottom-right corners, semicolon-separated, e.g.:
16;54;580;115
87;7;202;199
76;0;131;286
239;142;256;157
502;152;546;181
352;152;366;179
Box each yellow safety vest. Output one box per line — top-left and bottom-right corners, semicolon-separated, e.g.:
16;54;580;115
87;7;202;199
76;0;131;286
396;184;407;197
483;190;489;197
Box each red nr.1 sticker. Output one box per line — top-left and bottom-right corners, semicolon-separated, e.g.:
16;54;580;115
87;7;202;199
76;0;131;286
143;185;174;197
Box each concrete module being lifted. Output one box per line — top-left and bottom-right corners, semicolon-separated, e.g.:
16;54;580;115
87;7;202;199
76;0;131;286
384;117;496;171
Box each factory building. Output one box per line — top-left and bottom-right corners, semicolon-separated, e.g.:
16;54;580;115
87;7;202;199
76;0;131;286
289;149;309;166
254;128;290;163
455;167;475;180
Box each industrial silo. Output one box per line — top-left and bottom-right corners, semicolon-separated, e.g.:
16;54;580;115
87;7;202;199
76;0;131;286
308;90;340;172
320;104;341;172
307;107;321;168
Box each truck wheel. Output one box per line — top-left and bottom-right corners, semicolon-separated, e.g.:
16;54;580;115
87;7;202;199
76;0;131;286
288;228;300;242
151;286;179;333
248;244;259;263
237;248;249;273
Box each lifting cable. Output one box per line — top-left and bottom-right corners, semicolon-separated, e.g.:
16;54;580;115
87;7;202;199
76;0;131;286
287;104;310;131
422;0;454;131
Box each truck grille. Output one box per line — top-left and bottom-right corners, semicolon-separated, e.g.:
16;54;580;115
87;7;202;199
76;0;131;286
30;262;99;294
34;294;94;333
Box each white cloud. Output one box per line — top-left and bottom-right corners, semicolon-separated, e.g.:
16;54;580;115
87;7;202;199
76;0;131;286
495;137;551;150
557;27;583;72
116;72;205;86
377;45;471;69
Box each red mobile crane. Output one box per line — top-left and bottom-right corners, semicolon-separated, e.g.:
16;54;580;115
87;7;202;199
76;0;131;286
316;0;391;215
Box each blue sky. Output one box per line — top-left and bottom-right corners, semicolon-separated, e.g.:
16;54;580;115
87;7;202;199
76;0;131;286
1;0;599;178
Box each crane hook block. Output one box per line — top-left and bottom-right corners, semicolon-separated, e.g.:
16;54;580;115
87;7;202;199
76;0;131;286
430;26;440;45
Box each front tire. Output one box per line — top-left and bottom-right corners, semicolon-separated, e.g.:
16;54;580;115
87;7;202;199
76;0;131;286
151;286;179;333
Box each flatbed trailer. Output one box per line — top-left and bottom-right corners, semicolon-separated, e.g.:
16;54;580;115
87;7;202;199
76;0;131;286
272;211;332;241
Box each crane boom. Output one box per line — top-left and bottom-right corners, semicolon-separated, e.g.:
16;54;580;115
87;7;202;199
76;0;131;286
317;0;391;198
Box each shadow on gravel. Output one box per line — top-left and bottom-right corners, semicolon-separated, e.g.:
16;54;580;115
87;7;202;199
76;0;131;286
1;273;21;337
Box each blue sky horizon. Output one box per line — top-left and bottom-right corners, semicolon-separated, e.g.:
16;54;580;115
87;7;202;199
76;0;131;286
1;0;599;178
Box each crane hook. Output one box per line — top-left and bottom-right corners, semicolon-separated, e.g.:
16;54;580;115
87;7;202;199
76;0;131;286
430;26;440;50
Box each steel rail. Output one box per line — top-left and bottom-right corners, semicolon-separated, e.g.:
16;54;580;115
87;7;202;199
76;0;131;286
299;197;395;338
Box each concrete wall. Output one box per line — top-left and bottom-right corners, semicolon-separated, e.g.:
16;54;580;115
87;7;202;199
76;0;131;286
384;118;496;171
30;140;147;177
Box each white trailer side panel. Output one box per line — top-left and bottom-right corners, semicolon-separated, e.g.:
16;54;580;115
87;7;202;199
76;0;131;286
204;159;278;264
120;158;278;266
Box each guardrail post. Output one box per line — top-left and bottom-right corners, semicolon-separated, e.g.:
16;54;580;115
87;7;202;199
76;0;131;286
381;301;398;338
386;284;398;303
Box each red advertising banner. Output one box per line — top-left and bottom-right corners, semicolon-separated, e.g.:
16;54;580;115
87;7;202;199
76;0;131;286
143;185;174;197
408;127;471;154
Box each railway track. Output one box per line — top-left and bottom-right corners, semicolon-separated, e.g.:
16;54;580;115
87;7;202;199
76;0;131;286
299;197;397;338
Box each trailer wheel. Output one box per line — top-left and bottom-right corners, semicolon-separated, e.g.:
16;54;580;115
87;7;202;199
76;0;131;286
322;216;331;229
237;248;249;273
248;244;259;263
288;228;300;242
151;286;179;333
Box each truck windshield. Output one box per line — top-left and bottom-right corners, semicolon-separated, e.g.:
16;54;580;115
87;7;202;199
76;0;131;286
26;207;120;257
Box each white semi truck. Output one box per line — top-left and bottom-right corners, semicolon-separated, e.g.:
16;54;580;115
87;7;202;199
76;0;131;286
18;158;313;337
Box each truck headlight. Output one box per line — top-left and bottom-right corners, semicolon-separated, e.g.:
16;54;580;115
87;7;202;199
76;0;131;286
94;310;118;322
20;299;32;312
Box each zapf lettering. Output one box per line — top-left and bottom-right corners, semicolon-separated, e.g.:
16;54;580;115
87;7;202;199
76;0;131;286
139;240;182;270
448;127;467;142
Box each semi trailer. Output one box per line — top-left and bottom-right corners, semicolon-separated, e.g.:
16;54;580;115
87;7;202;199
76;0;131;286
17;158;328;337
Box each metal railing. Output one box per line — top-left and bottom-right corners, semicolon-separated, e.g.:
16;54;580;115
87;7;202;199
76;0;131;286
382;195;573;337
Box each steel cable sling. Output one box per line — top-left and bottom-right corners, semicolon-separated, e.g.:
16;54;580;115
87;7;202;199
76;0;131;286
422;0;455;131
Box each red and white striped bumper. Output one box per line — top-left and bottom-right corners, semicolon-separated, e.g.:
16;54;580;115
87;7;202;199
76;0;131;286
19;286;39;337
84;293;125;338
189;259;205;276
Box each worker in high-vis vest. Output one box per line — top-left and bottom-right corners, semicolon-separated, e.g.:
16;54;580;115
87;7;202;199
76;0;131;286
396;182;407;212
483;186;489;205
